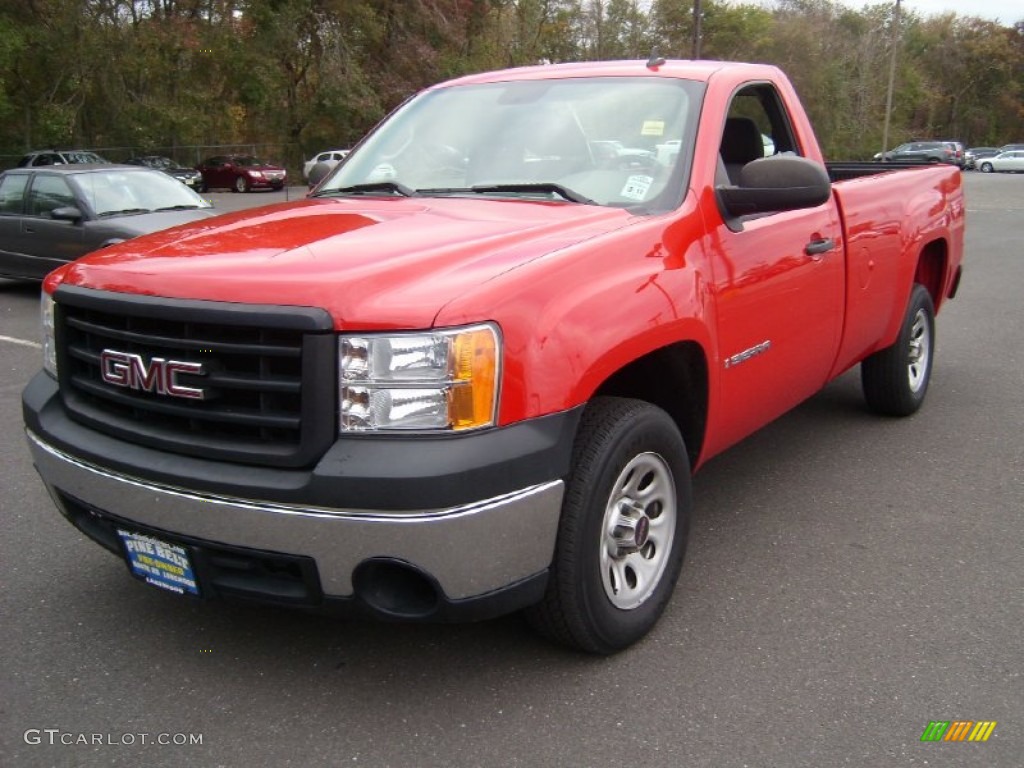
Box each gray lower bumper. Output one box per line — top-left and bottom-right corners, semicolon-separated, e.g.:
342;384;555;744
27;431;564;600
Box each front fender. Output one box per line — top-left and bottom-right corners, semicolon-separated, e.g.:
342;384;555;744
434;207;714;425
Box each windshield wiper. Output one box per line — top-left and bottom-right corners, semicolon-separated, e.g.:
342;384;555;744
153;204;204;211
96;208;151;217
314;182;418;198
470;183;596;205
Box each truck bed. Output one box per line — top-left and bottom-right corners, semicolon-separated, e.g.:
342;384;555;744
826;160;955;182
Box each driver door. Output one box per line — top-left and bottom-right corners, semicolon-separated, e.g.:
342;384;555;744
709;83;845;451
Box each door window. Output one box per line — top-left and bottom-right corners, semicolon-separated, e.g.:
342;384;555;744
27;175;76;217
718;83;799;186
0;174;29;214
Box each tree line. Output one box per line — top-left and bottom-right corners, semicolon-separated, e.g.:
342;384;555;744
1;0;1022;168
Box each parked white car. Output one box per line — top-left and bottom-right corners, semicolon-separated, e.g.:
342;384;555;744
302;149;349;180
977;150;1024;173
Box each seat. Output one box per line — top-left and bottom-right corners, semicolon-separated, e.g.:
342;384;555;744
720;117;765;184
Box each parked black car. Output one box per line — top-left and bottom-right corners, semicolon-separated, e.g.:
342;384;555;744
0;165;215;280
124;156;203;189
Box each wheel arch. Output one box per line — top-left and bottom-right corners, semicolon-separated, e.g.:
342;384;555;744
914;238;949;312
589;340;708;470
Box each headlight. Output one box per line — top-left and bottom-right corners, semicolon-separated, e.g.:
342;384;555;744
339;324;500;432
248;171;264;179
41;291;57;378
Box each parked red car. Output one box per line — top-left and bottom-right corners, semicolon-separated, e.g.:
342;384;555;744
195;155;287;192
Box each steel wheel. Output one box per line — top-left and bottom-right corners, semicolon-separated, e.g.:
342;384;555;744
524;397;691;654
907;308;931;393
599;452;677;610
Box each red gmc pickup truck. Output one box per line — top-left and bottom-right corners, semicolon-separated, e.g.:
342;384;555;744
22;60;964;653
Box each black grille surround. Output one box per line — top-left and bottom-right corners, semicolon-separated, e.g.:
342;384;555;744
54;285;337;468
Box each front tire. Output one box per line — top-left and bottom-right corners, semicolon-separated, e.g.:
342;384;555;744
980;162;993;173
525;397;691;654
234;175;249;193
861;283;935;416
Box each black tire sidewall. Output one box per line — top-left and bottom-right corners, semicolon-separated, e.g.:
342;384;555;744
561;400;691;651
862;283;936;416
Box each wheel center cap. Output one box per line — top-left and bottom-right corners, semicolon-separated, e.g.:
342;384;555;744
634;515;650;548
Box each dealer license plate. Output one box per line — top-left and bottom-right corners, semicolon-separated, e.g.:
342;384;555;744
117;529;199;596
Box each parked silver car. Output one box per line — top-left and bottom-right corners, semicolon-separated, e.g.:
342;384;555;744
16;149;110;167
978;150;1024;173
302;148;349;180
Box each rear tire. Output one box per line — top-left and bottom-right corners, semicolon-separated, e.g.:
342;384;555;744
861;283;935;416
525;397;691;654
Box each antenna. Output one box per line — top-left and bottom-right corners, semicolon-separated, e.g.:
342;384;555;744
646;49;666;69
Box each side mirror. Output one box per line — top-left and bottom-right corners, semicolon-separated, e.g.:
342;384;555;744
717;155;831;220
51;206;83;222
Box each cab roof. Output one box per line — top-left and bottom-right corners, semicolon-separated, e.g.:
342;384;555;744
430;59;782;89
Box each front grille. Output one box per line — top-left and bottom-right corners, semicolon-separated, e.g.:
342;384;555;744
55;285;336;468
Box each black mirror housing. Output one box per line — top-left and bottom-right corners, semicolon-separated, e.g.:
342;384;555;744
51;206;84;222
718;155;831;219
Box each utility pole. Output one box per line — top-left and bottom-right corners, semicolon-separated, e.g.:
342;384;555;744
692;0;702;60
881;0;902;161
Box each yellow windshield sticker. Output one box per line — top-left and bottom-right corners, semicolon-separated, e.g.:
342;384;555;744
641;120;665;136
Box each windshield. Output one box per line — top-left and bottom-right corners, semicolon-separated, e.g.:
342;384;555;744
319;76;702;212
235;156;267;167
65;151;107;164
72;169;213;216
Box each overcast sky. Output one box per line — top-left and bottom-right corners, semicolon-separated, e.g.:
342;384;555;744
736;1;1022;25
886;0;1021;24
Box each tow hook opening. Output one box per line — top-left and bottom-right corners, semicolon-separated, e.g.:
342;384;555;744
352;559;441;619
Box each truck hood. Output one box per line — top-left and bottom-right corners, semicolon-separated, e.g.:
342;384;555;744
57;196;635;329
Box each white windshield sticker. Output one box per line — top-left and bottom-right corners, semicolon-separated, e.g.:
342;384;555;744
620;175;653;201
367;163;397;182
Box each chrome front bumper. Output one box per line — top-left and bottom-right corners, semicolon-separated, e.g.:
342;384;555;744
27;431;564;601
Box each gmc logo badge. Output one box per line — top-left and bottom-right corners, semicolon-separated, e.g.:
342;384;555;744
99;350;206;400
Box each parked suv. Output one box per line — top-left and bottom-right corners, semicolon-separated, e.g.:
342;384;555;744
873;141;957;164
942;141;966;168
16;149;110;167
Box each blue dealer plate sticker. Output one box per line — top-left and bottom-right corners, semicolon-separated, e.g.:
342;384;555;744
117;530;199;596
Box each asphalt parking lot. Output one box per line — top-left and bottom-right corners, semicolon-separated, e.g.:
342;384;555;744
1;172;1021;767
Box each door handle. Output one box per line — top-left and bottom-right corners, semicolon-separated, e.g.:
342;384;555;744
805;238;834;257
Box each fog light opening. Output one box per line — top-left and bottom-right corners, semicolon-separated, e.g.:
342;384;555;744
352;559;441;619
